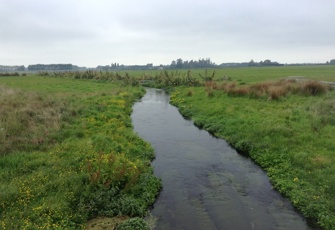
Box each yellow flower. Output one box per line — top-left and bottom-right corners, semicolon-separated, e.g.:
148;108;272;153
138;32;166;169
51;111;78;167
293;177;299;182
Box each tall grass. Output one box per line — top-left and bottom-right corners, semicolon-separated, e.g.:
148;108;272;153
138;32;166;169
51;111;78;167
0;86;70;155
213;79;332;100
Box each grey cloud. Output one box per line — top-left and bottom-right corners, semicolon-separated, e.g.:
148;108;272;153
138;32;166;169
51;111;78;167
1;0;335;66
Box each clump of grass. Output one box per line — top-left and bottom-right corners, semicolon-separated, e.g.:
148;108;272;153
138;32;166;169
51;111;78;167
308;96;335;126
204;81;216;97
301;80;330;96
227;87;250;97
204;81;216;89
186;90;193;97
267;86;287;100
224;82;237;92
213;79;331;100
206;88;214;97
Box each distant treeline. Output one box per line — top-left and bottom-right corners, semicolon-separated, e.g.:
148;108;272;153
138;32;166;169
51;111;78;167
27;64;83;71
97;63;154;71
170;58;216;69
1;59;335;72
248;59;283;67
0;65;25;72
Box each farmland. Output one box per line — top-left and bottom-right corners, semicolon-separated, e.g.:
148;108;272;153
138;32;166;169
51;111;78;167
0;65;335;229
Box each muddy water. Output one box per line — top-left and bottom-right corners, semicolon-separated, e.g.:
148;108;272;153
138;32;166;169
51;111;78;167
131;88;313;230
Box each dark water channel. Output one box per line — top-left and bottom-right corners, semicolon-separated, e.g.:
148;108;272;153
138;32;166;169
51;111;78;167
131;88;313;230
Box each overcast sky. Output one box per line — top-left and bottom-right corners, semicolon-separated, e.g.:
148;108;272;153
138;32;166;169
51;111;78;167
1;0;334;67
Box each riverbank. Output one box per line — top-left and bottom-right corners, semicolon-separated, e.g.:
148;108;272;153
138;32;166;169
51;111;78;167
0;76;161;229
132;88;313;229
170;85;335;230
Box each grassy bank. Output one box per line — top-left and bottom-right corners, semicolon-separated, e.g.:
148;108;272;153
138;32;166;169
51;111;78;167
0;76;161;229
169;76;335;229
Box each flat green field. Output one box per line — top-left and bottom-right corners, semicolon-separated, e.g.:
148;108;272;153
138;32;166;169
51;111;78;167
122;65;335;83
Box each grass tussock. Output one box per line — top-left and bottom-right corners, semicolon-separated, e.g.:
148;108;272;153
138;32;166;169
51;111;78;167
0;86;69;155
301;80;330;96
213;79;332;100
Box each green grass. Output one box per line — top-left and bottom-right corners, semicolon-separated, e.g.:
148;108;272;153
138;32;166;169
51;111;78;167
0;76;161;229
169;66;335;229
1;65;334;229
108;65;335;83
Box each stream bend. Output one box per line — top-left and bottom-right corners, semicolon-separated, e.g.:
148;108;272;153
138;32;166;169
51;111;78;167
131;88;313;230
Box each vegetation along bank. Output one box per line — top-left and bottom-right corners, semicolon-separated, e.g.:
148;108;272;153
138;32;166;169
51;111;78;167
168;68;335;230
1;65;335;229
0;76;161;229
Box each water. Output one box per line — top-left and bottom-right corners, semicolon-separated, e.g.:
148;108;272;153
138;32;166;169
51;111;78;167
131;88;313;230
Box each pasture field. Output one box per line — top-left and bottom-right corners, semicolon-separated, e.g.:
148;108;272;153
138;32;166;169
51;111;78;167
122;65;335;83
168;66;335;229
0;76;161;229
0;65;334;229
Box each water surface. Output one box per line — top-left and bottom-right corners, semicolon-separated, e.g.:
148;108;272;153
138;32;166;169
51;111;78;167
131;88;313;230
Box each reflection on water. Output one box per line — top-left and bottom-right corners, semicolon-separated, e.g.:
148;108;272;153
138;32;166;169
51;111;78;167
131;88;313;230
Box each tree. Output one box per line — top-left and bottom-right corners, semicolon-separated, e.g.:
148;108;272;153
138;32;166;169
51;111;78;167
176;58;183;69
249;59;257;66
170;60;177;69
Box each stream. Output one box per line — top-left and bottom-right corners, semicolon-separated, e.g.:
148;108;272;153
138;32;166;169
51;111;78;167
131;88;314;230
